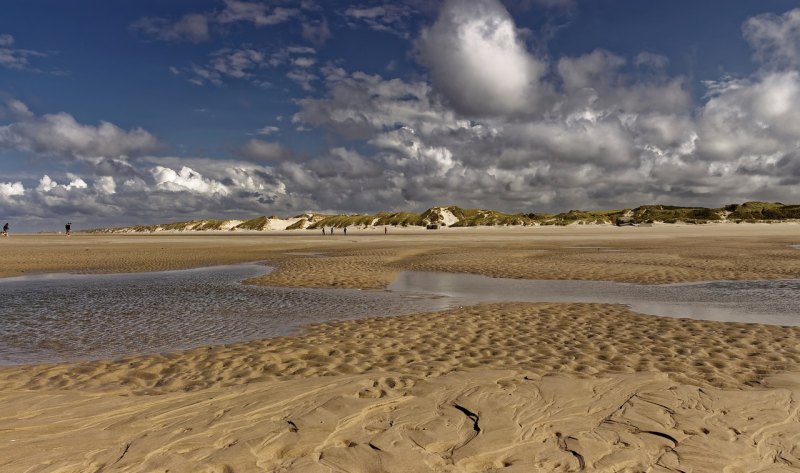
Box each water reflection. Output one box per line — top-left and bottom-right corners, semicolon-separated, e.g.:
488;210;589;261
0;264;455;365
2;264;799;365
389;271;800;326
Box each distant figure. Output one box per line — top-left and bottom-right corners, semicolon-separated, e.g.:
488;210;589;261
331;227;334;235
322;227;325;236
65;222;71;236
384;226;387;235
2;222;8;237
343;226;347;236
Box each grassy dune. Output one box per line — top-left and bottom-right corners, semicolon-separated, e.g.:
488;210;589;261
86;202;800;233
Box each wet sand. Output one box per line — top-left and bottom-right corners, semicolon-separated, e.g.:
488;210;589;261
1;224;800;472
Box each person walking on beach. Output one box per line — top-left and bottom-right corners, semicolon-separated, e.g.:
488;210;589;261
331;227;334;235
384;226;387;235
343;226;347;236
65;222;71;236
322;227;325;236
2;222;8;237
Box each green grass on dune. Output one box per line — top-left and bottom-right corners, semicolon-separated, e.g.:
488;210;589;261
84;201;800;233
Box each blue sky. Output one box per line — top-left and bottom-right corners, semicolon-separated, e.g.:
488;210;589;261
2;0;800;230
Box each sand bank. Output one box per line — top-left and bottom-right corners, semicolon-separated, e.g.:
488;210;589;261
1;226;800;471
2;224;800;287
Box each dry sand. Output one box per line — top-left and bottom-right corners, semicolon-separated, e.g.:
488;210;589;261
1;224;800;472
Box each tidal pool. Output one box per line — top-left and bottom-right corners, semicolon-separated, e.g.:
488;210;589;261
0;264;454;365
389;271;800;326
1;264;799;365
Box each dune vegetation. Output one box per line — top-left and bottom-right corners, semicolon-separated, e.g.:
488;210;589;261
85;202;800;233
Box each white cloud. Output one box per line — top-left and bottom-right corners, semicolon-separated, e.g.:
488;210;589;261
255;125;280;135
697;71;800;161
743;8;800;69
36;175;87;192
95;176;117;195
286;69;318;91
292;57;316;68
0;181;24;198
151;166;230;195
0;102;159;158
416;0;548;117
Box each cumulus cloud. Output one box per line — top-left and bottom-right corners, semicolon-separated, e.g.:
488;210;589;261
95;176;117;195
697;71;800;161
0;101;159;158
285;5;800;215
0;181;24;198
743;8;800;69
37;175;88;192
151;166;230;195
416;0;548;116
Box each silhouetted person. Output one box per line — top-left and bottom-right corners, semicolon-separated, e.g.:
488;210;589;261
65;222;71;236
331;227;334;235
343;226;347;236
322;227;325;236
2;222;8;237
384;226;387;235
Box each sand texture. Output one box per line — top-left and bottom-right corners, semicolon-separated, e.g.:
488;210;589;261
3;303;800;471
3;368;800;472
1;226;800;471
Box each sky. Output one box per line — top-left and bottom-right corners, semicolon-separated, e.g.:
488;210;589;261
2;0;800;231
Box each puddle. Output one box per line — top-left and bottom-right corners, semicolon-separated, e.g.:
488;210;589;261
0;264;455;365
388;271;800;326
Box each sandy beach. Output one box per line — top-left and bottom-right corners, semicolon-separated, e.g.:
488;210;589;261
2;224;800;472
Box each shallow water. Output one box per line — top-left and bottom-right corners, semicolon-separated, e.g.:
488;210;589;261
2;264;799;365
0;264;454;365
389;272;800;326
